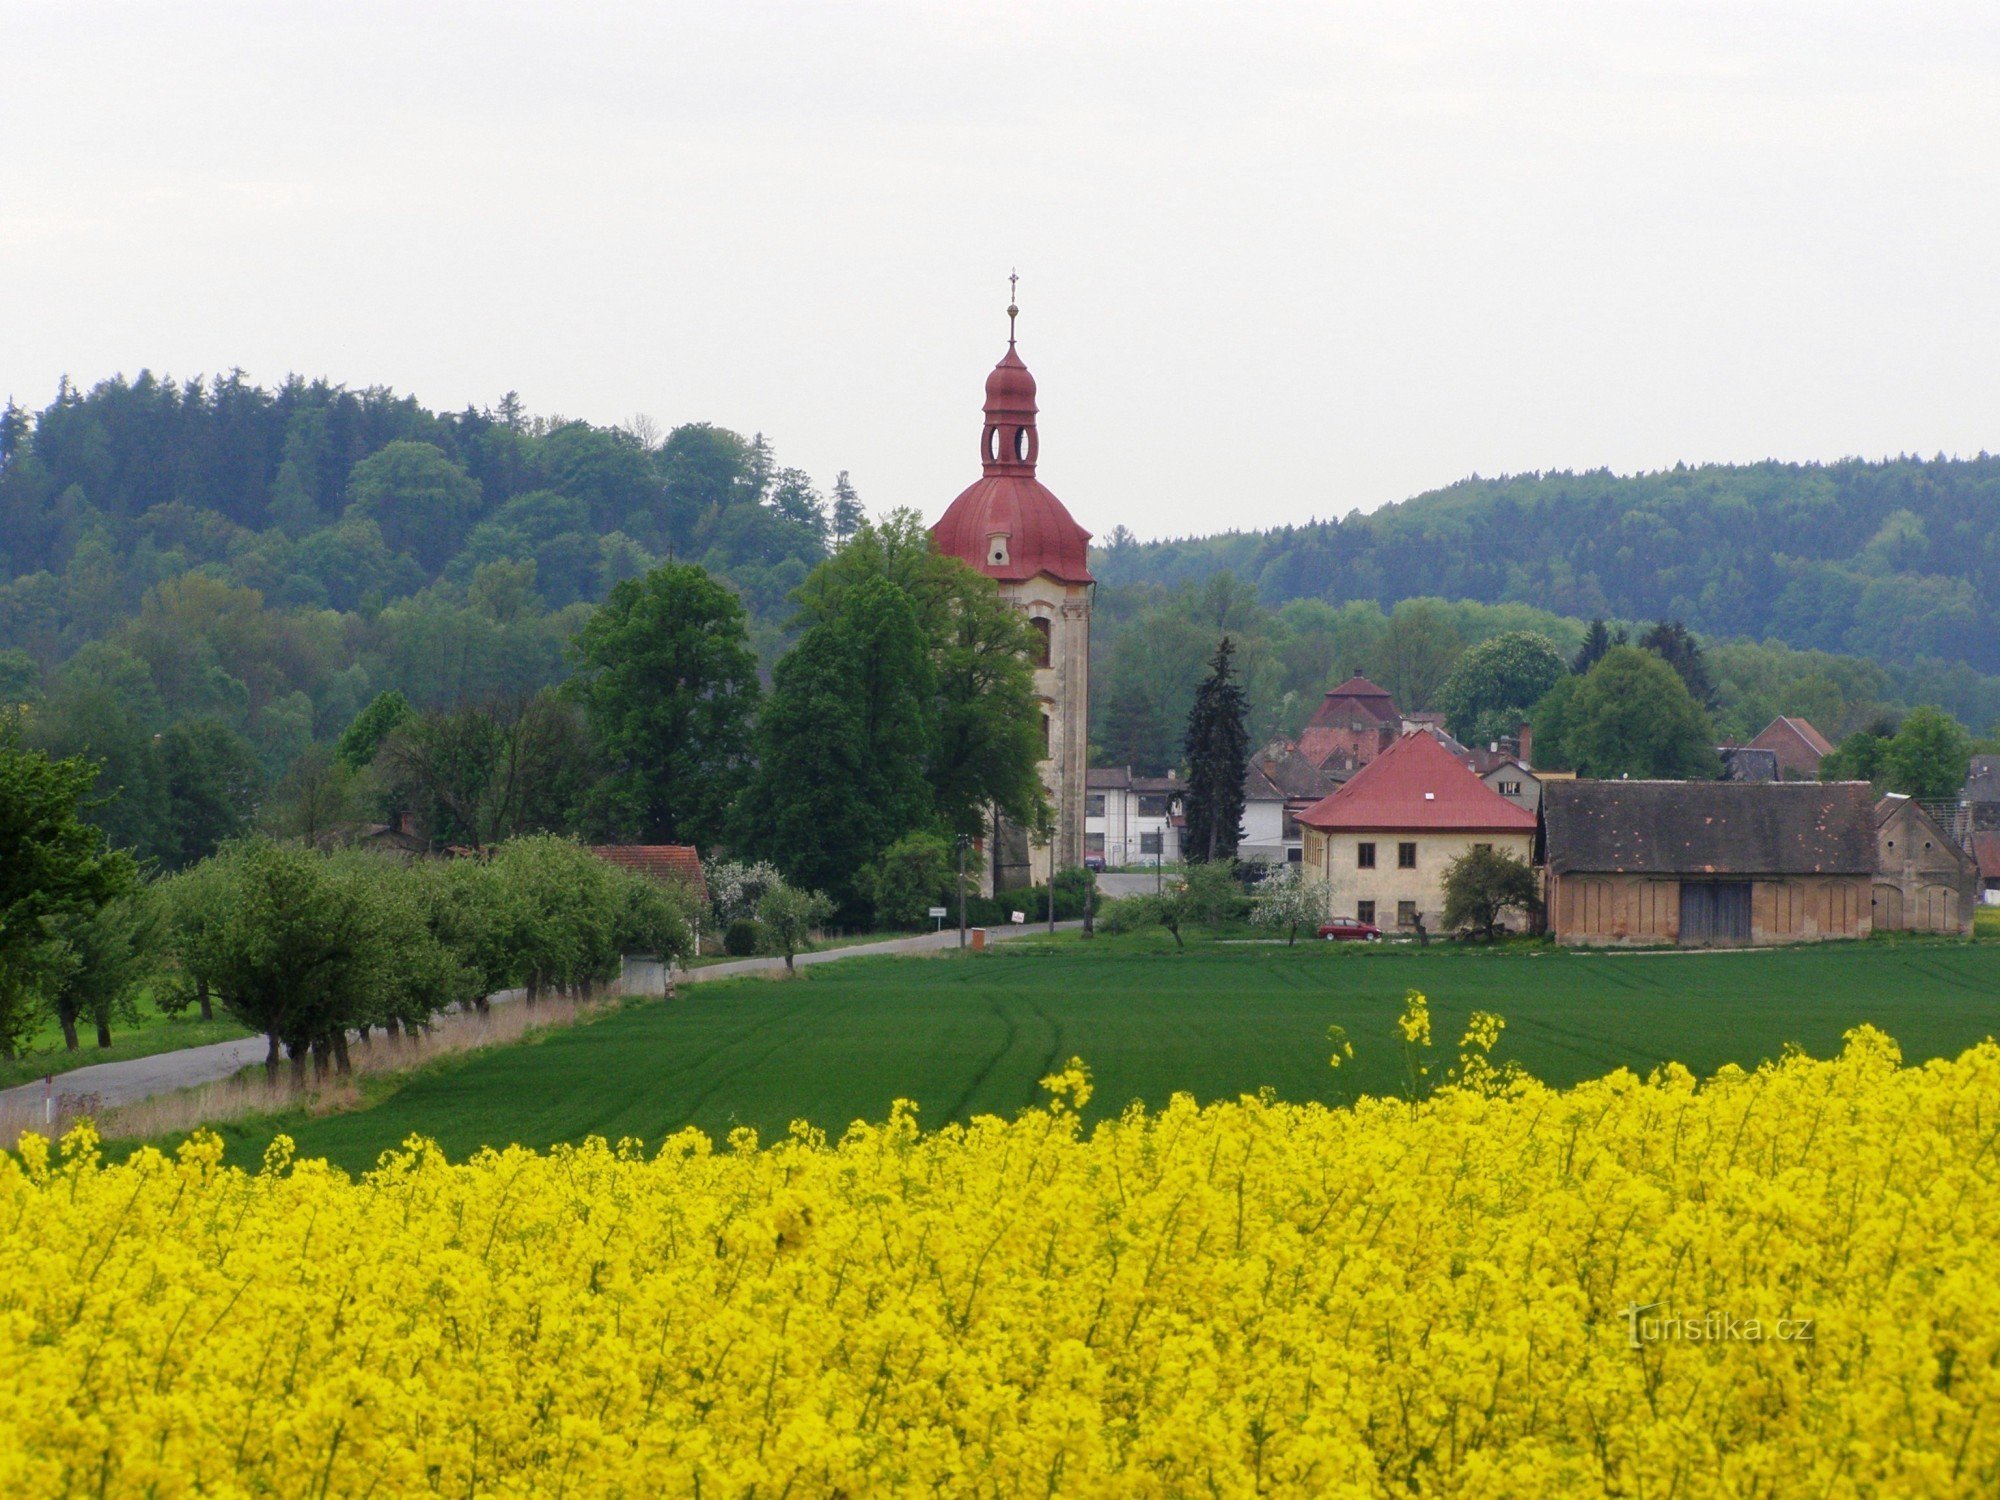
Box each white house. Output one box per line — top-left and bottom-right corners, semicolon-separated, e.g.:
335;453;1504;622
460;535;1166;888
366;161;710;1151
1085;768;1185;866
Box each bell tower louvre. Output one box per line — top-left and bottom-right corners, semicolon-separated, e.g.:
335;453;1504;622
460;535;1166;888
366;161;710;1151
929;280;1093;891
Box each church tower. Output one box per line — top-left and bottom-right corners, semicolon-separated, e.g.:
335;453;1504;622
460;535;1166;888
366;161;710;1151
930;286;1093;890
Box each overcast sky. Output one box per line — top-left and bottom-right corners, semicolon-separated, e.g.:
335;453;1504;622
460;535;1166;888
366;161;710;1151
5;2;1998;541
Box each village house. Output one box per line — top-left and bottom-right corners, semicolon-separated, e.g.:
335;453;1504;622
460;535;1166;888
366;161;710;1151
1963;756;2000;834
1871;795;1978;935
1973;832;2000;905
1541;781;1876;946
1085;768;1184;867
1296;674;1403;771
1744;715;1835;780
1239;740;1348;865
1297;730;1538;933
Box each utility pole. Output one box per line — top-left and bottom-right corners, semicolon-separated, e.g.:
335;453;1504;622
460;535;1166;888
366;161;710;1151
1047;863;1056;934
956;833;971;949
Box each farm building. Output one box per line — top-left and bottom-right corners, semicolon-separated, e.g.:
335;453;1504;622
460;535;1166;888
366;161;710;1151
1871;796;1977;934
1744;715;1835;779
1541;780;1876;947
1297;729;1537;934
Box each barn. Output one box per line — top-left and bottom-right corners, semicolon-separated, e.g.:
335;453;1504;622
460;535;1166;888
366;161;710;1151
1541;780;1876;947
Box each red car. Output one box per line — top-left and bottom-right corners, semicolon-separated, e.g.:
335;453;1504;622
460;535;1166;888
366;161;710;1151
1317;917;1384;942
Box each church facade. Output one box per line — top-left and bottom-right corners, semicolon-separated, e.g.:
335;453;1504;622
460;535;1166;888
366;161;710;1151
930;309;1092;890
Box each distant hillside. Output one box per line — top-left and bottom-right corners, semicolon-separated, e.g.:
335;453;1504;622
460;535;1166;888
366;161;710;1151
1094;456;2000;675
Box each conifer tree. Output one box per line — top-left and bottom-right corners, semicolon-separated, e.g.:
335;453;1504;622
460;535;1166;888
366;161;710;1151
1573;618;1612;675
1182;637;1249;863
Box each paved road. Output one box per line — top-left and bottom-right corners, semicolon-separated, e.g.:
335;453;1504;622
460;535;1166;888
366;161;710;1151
0;920;1081;1117
1096;872;1169;899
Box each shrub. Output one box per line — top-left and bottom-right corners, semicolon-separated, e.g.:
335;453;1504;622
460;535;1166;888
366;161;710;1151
723;919;762;957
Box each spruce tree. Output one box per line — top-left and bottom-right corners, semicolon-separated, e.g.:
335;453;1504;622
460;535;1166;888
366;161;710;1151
1573;619;1611;675
1182;637;1249;863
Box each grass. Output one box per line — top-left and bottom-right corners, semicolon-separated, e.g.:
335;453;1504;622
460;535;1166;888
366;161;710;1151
181;932;2000;1175
0;996;250;1091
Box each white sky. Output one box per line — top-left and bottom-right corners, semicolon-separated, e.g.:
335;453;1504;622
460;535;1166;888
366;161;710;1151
5;2;1998;541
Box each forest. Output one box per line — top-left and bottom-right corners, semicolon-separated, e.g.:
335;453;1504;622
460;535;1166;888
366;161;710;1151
4;370;1997;853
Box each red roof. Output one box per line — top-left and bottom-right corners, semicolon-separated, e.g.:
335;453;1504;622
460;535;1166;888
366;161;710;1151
1296;729;1538;833
1304;675;1400;727
931;342;1092;586
590;845;708;904
1973;832;2000;882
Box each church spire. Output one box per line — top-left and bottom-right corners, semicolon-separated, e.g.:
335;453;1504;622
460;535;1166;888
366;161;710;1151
981;274;1038;477
1007;269;1019;347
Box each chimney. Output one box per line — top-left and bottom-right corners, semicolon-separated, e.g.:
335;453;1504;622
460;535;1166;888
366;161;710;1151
1516;721;1533;770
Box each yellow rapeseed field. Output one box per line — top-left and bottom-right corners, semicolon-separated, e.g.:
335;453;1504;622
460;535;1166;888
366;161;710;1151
2;1016;1997;1496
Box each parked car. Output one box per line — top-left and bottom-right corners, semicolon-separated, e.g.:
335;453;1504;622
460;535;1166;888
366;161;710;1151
1083;854;1107;873
1317;916;1383;942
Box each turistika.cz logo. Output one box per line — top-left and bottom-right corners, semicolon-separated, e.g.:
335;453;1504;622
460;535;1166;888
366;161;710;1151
1622;1303;1816;1348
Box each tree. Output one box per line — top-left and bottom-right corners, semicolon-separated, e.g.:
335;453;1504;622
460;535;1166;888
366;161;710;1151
1563;647;1718;780
343;440;482;571
1183;638;1250;863
0;733;136;1055
1819;726;1892;785
1248;865;1330;945
572;563;761;847
1373;601;1463;712
336;690;414;771
1527;674;1584;772
1440;845;1540;940
860;830;955;927
259;744;360;846
1638;621;1714;707
791;513;1046;838
757;879;834;973
739;622;876;914
1881;706;1972;800
829;471;865;542
379;692;595;847
1573;619;1613;675
43;889;160;1049
1436;632;1567;746
156;719;262;869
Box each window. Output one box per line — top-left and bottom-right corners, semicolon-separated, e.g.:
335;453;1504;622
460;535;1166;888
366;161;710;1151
1473;842;1492;854
1137;794;1169;817
1281;810;1301;839
1356;900;1376;925
986;532;1010;566
1028;617;1052;669
1086;793;1106;818
1040;713;1051;757
1499;781;1522;797
1287;847;1303;863
1357;842;1377;869
1398;842;1417;869
1397;900;1418;927
1140;831;1162;855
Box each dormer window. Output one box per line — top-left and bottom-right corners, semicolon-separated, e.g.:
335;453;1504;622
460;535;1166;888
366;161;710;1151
987;532;1010;566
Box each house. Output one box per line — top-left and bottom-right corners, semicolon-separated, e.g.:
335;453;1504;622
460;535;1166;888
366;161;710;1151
589;845;709;909
1240;740;1349;865
1296;674;1403;771
1541;781;1876;947
1972;832;2000;904
1964;756;2000;834
1085;768;1184;866
1871;795;1977;935
1297;729;1538;933
1717;746;1781;782
1745;715;1835;780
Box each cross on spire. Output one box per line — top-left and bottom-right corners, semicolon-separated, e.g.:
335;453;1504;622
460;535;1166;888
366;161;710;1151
1007;269;1019;346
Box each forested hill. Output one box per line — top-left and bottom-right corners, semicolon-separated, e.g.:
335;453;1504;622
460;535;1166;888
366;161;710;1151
1095;456;2000;674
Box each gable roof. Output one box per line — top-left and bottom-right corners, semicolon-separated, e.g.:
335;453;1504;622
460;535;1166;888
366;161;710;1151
1542;781;1875;876
1753;715;1834;759
1304;674;1400;726
1296;729;1538;833
1245;740;1348;802
590;845;708;904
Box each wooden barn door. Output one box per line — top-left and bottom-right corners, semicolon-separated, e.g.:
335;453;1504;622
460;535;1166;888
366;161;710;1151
1873;882;1905;930
1680;881;1751;945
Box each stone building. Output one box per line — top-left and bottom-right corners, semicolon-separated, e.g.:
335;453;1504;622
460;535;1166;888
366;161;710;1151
1297;729;1537;933
1871;794;1977;935
1542;781;1876;946
931;296;1092;890
1744;715;1835;780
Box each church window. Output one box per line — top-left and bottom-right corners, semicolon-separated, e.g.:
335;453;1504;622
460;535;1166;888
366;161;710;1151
1013;426;1030;461
1029;617;1052;668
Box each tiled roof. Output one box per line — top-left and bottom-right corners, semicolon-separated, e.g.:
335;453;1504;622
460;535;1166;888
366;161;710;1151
1304;674;1400;726
1542;781;1876;876
590;845;708;903
1296;730;1537;833
1966;756;2000;805
1972;831;2000;881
